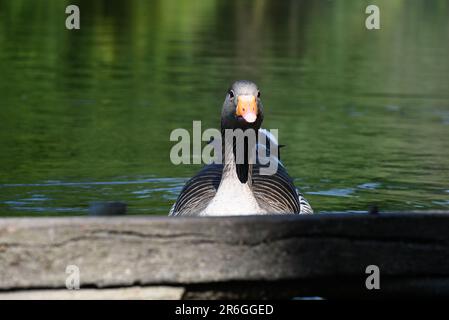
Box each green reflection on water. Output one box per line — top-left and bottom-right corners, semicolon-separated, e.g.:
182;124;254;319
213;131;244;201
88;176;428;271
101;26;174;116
0;0;448;215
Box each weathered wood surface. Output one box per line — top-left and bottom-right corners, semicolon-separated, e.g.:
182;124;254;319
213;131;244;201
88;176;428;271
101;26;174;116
0;213;448;297
0;286;184;300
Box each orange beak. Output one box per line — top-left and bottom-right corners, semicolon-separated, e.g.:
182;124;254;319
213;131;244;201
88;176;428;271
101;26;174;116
236;95;258;123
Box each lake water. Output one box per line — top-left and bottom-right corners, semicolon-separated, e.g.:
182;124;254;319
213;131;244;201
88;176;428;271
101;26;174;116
0;0;448;216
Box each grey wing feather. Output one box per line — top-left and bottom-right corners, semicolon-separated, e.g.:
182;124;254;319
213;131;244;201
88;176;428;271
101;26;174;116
253;130;313;214
169;164;222;216
297;189;314;214
252;164;312;214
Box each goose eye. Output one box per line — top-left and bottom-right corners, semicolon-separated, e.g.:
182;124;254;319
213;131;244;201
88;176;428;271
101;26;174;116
257;91;261;98
228;90;235;99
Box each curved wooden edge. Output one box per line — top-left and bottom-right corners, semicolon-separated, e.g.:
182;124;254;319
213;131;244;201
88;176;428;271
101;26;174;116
0;212;448;297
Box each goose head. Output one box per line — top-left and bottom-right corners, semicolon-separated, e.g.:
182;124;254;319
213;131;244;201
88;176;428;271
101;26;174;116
221;80;264;132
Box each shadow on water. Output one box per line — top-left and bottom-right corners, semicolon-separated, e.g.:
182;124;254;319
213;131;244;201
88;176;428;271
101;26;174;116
0;0;448;215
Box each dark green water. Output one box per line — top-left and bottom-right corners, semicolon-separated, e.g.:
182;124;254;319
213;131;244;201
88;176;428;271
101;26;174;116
0;0;448;216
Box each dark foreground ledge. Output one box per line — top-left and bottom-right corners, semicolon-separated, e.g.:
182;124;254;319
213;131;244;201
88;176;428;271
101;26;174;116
0;212;448;299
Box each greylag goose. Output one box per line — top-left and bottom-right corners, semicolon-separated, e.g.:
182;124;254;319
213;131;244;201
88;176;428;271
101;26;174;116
169;80;313;216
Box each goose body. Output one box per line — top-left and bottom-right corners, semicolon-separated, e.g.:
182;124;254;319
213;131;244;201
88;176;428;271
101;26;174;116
169;81;313;216
201;163;264;216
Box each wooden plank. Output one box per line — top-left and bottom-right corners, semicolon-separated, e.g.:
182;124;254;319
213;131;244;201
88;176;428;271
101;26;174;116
0;213;448;296
0;286;184;300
